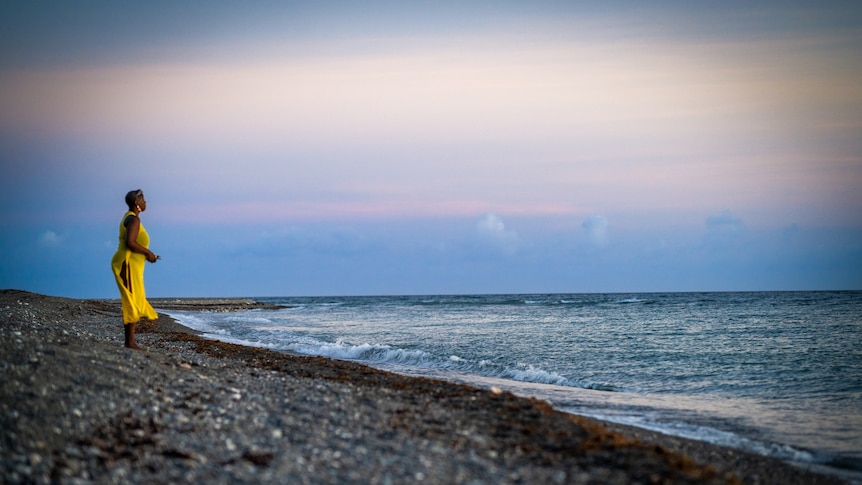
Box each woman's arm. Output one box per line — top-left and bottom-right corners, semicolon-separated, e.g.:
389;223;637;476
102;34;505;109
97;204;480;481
125;216;159;263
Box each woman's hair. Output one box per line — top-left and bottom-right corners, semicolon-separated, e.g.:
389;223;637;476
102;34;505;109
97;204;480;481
125;189;143;211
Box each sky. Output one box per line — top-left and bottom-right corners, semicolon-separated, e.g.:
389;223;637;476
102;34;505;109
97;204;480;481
1;1;861;298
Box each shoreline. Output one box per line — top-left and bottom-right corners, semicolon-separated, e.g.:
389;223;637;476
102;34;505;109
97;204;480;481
1;290;847;484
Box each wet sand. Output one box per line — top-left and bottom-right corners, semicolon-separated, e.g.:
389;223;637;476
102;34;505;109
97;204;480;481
1;290;847;484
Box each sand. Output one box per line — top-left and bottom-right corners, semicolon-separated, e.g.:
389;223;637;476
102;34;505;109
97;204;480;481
0;290;847;484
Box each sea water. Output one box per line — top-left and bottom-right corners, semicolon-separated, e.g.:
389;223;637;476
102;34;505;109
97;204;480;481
163;291;862;482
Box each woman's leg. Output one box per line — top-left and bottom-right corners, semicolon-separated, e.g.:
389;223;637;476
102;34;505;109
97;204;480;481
124;322;142;350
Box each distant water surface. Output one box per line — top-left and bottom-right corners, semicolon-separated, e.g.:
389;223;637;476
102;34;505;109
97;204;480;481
163;291;862;482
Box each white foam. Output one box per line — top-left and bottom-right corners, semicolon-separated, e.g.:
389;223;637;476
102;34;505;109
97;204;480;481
500;363;570;386
164;311;221;334
616;298;648;304
278;339;433;365
225;315;272;324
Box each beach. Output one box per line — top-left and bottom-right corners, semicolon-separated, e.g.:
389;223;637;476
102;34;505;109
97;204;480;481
0;290;847;484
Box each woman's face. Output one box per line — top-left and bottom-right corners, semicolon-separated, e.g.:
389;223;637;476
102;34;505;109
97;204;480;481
137;193;147;212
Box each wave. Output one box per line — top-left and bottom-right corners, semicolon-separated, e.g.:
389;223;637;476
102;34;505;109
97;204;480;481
286;340;433;365
615;298;651;304
168;310;622;392
164;311;227;335
225;315;273;324
498;363;570;386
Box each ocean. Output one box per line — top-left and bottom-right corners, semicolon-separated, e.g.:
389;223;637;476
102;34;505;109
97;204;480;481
162;291;862;482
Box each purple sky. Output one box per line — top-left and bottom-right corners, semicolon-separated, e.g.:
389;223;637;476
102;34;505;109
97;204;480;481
1;2;860;297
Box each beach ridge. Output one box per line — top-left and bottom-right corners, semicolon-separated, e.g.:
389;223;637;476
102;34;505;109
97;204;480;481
1;290;844;484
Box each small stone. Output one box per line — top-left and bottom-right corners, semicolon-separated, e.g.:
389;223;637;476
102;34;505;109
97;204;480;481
84;446;102;458
64;446;83;459
29;453;42;466
226;439;236;451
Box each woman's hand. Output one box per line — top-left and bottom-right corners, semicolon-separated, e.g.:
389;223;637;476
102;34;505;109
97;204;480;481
147;252;160;263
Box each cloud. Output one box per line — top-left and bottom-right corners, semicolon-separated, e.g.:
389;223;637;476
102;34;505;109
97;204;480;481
703;210;746;251
473;213;518;256
705;210;745;241
476;213;506;234
706;210;743;231
582;215;609;247
38;230;62;247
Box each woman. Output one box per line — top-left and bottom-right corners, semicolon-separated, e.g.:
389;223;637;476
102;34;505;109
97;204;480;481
111;189;160;349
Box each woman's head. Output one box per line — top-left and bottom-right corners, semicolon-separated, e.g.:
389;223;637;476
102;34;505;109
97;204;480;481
125;189;145;212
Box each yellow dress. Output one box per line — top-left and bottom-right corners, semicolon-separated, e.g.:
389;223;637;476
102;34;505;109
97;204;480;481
111;211;157;324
